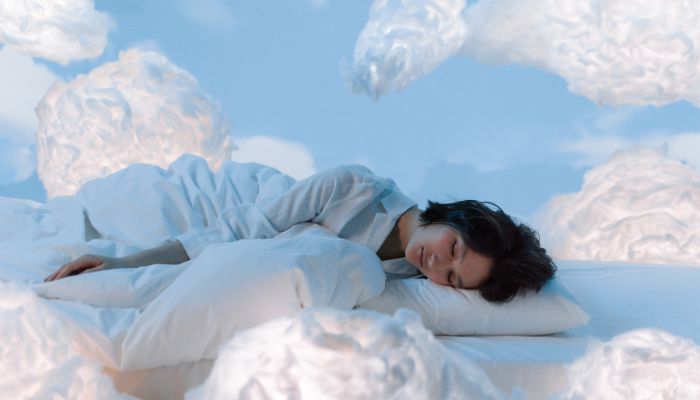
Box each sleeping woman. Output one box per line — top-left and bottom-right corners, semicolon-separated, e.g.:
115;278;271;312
44;156;555;303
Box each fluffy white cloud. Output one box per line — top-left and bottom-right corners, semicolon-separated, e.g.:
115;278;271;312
564;329;700;399
0;282;130;399
35;48;235;198
351;0;700;108
0;47;57;138
187;308;504;399
534;146;700;266
0;0;110;64
349;0;468;98
231;135;316;180
464;0;700;107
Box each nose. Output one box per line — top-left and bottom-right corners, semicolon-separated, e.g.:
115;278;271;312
427;252;447;271
425;253;452;286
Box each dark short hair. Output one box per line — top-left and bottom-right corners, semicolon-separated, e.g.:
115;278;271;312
419;200;556;303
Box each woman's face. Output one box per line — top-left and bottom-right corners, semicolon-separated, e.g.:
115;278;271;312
405;224;493;289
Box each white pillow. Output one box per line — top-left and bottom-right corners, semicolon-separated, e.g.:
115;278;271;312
358;277;589;336
118;224;386;370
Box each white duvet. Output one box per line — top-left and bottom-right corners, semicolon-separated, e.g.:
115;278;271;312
0;157;505;398
27;224;383;370
0;218;503;399
0;156;388;371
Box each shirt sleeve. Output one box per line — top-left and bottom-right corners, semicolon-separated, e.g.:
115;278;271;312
175;164;395;259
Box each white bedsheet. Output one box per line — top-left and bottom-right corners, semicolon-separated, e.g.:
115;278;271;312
440;260;700;398
50;259;700;399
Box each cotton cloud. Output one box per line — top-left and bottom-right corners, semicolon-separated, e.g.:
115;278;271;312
349;0;468;98
0;0;110;64
231;135;316;180
0;282;130;399
351;0;700;108
564;329;700;399
533;146;700;266
35;48;235;198
187;308;504;399
464;0;700;107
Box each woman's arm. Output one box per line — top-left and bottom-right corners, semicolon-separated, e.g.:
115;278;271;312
175;165;394;259
122;239;190;268
44;239;190;281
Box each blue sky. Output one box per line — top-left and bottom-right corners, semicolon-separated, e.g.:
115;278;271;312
1;0;700;218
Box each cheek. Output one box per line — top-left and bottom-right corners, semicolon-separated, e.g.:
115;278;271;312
406;237;421;263
428;231;453;255
422;269;445;285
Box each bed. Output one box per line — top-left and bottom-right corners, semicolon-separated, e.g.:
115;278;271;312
85;260;700;399
1;157;698;398
443;261;700;398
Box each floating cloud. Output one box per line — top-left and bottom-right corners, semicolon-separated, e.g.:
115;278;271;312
349;0;468;98
534;146;700;266
35;48;235;198
564;329;700;399
0;0;110;64
187;308;504;399
464;0;700;107
0;282;129;399
351;0;700;107
231;135;316;180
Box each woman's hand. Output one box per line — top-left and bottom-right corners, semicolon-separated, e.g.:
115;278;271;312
43;240;190;282
44;254;122;282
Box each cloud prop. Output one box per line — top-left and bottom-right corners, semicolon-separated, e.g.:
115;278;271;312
350;0;468;98
564;329;700;399
0;282;130;399
0;0;110;64
351;0;700;107
534;146;700;266
187;308;505;399
35;48;235;198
